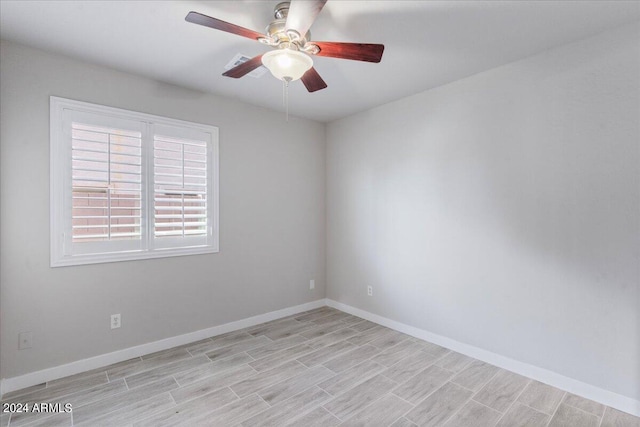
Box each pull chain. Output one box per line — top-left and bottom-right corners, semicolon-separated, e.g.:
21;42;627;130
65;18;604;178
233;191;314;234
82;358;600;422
283;77;292;122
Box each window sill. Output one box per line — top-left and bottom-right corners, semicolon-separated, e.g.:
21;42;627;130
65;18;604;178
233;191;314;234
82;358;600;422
50;245;219;268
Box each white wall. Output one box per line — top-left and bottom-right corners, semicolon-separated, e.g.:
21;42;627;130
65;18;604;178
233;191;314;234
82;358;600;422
326;22;639;402
0;40;326;379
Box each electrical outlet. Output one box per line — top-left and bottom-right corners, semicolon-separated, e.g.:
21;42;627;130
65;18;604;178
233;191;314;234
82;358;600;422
367;286;373;296
111;314;121;329
18;331;33;350
310;279;315;290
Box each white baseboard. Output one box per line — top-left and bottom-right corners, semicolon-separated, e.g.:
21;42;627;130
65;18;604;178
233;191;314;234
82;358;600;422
326;299;640;417
0;299;326;397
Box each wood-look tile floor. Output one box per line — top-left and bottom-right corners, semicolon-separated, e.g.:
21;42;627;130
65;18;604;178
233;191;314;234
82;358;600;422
2;307;639;427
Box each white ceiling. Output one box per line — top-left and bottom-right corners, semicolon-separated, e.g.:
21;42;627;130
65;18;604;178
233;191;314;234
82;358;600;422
1;1;639;122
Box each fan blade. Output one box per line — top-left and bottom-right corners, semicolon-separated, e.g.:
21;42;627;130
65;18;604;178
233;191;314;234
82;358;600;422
285;0;327;38
186;11;264;41
313;42;384;63
223;55;264;78
301;67;328;92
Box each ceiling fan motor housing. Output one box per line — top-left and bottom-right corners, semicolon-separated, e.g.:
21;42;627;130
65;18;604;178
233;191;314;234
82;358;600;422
264;1;312;50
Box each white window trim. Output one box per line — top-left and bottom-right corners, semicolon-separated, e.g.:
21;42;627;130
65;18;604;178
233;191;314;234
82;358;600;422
50;96;219;267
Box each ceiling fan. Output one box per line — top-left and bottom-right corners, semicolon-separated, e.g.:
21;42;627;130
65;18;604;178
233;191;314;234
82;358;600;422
185;1;384;93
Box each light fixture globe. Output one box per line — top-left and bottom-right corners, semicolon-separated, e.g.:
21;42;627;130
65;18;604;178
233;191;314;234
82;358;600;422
262;49;313;82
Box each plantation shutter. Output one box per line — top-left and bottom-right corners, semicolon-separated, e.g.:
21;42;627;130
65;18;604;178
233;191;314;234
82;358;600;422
64;109;146;256
152;123;212;249
71;123;143;241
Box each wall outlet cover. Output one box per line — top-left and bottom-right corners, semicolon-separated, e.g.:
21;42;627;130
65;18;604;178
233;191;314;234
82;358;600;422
111;314;121;329
18;331;33;350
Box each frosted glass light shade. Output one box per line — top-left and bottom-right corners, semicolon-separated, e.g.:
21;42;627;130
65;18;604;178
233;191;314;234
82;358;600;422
262;49;313;82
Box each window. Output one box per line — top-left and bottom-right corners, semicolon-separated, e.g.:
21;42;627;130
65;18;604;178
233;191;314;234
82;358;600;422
50;97;219;267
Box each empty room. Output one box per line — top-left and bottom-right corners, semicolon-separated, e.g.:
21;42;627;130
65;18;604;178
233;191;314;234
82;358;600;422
0;1;638;426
